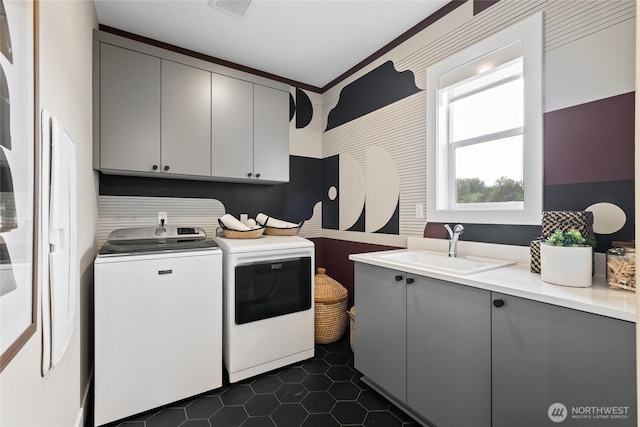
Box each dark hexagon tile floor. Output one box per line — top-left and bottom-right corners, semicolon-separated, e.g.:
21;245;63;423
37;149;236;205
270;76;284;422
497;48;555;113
100;334;420;427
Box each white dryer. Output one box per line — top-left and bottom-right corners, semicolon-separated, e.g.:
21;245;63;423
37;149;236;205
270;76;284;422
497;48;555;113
215;235;315;383
94;225;222;426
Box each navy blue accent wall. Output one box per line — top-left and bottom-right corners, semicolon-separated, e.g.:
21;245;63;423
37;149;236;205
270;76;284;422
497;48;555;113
295;88;313;129
425;222;540;246
425;179;635;251
544;180;634;253
289;93;295;122
99;156;322;224
325;61;422;131
322;155;339;229
346;204;365;232
375;200;400;235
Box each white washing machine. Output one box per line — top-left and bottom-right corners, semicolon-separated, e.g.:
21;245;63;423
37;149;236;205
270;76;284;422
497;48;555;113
215;235;315;383
94;225;222;426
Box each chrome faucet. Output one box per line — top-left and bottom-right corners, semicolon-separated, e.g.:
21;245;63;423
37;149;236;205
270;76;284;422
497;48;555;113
444;224;464;257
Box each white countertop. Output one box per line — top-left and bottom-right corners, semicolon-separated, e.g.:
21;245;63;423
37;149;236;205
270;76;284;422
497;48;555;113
349;238;637;323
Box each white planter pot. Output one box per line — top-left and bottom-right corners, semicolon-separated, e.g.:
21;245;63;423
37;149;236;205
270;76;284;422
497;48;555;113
540;244;593;288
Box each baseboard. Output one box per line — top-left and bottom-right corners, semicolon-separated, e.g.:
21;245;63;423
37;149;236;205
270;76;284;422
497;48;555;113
75;368;94;427
361;376;433;427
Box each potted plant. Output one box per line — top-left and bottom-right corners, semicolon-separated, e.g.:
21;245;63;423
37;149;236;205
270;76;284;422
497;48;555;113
541;229;596;288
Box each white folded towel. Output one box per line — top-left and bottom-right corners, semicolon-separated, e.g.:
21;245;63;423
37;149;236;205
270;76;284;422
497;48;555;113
256;213;299;229
245;218;262;230
219;214;251;231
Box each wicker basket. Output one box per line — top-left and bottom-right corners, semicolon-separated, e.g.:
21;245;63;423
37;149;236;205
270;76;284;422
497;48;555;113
348;306;355;352
217;219;265;239
264;225;301;236
314;268;348;344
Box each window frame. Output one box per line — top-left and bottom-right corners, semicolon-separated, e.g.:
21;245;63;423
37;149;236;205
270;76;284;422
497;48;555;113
426;12;543;225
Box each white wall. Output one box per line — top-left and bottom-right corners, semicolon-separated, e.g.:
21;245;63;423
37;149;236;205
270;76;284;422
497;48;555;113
0;1;98;426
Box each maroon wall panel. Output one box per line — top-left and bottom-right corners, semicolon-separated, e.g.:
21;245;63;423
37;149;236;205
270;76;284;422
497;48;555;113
474;0;501;16
317;238;400;307
544;92;635;186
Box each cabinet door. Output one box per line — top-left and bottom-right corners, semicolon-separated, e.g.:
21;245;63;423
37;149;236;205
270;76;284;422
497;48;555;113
492;293;637;427
100;43;161;172
354;263;407;402
254;84;289;182
407;276;491;427
161;60;211;176
211;73;253;179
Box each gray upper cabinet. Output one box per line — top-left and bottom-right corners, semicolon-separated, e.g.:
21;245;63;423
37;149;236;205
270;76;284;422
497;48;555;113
100;43;161;173
254;84;289;183
161;60;211;177
211;73;253;180
211;78;290;182
94;31;290;183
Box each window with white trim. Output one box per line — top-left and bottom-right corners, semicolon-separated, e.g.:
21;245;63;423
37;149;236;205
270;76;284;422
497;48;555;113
426;13;543;225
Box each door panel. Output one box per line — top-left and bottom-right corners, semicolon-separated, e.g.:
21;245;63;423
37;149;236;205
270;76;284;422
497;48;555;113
100;44;161;172
211;74;253;179
161;60;211;176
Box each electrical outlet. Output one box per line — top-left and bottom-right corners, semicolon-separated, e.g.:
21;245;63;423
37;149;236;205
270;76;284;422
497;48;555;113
240;213;249;223
158;212;168;225
415;204;424;219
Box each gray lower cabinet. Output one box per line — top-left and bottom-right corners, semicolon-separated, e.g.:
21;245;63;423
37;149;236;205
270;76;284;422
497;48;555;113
354;262;637;427
492;293;636;427
354;263;407;402
407;276;491;427
100;43;161;173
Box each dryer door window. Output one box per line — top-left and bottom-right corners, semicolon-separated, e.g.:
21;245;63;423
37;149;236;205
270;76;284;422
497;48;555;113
235;257;312;324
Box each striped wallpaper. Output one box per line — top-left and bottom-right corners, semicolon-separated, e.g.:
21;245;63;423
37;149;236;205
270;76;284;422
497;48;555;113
97;196;322;247
320;0;635;246
97;0;635;255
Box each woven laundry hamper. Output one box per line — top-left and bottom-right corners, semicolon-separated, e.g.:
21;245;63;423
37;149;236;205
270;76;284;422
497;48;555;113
314;268;348;344
348;306;355;352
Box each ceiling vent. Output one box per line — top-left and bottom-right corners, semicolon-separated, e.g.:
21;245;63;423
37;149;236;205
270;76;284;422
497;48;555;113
208;0;252;19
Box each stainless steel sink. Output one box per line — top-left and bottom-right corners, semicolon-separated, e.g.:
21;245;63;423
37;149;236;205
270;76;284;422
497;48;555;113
378;250;515;275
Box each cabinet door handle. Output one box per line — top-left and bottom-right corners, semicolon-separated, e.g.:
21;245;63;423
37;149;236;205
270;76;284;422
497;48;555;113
152;164;158;170
247;172;253;177
255;173;261;178
406;278;415;284
164;165;170;171
395;275;403;282
493;299;505;308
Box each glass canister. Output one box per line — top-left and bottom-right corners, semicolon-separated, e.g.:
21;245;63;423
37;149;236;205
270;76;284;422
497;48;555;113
606;241;635;291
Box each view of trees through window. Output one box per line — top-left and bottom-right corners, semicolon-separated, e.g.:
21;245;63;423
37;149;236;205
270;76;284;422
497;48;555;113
456;176;524;203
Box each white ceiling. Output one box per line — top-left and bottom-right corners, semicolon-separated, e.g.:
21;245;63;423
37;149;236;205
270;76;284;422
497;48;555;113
93;0;451;89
